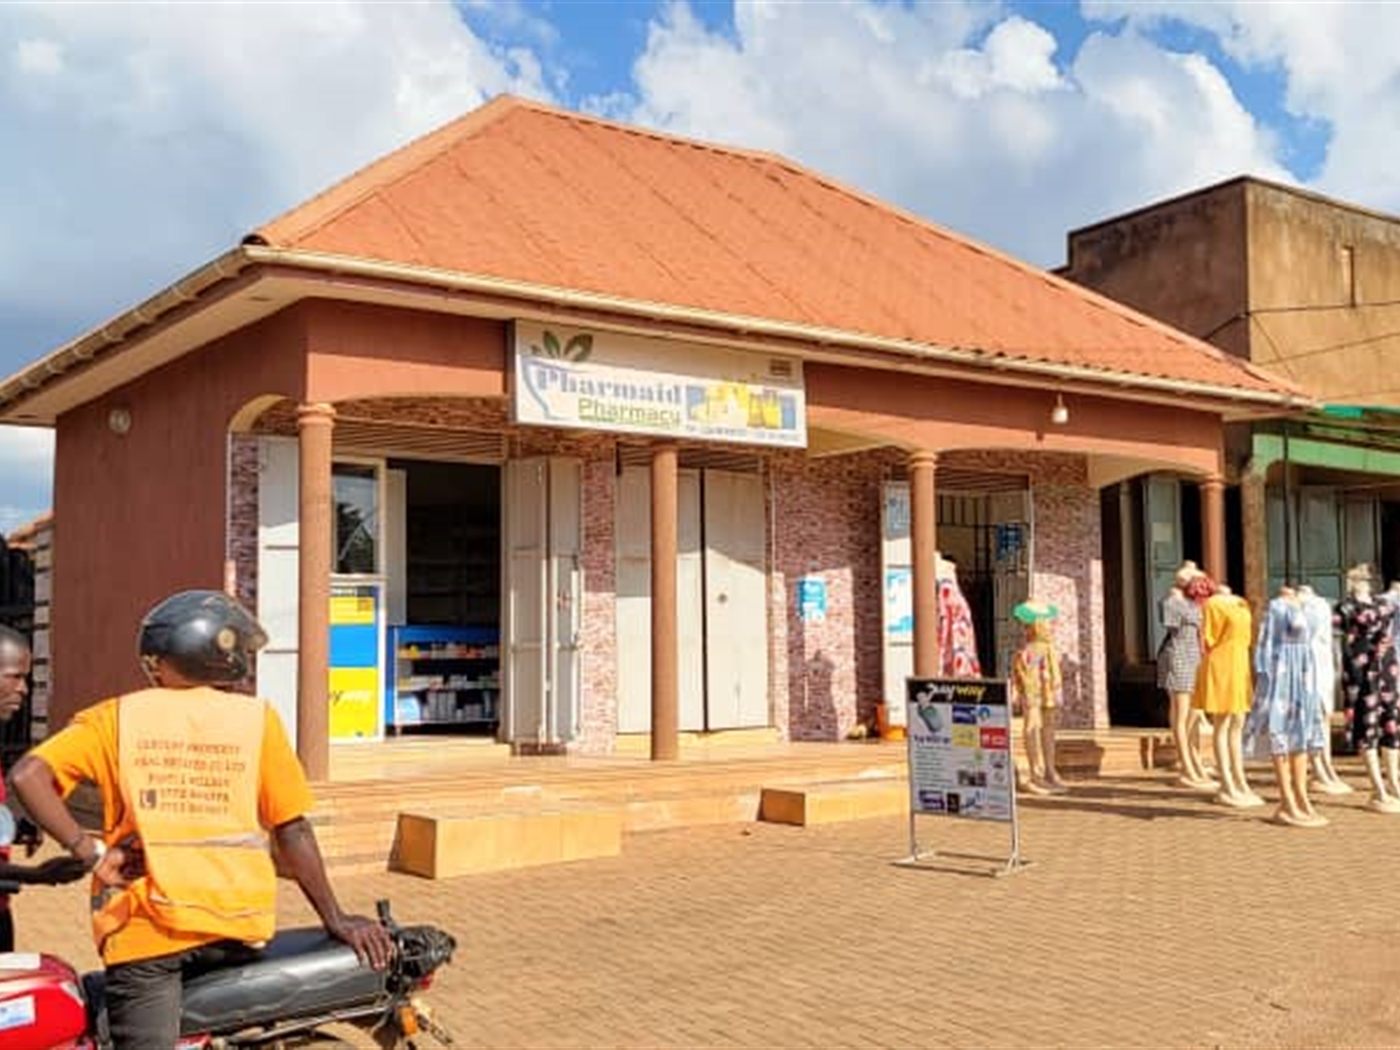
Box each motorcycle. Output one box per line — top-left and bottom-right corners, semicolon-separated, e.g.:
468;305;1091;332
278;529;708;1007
0;810;457;1050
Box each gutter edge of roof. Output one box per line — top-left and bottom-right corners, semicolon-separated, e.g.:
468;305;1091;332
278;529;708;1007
0;245;1313;425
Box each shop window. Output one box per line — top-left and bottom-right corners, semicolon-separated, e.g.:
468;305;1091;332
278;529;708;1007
333;462;379;575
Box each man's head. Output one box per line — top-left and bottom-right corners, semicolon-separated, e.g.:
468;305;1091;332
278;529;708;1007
138;590;268;688
0;625;31;722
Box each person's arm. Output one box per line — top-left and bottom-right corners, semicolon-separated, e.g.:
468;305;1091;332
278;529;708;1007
10;754;119;879
12;707;127;884
272;817;393;969
257;706;393;970
0;855;89;885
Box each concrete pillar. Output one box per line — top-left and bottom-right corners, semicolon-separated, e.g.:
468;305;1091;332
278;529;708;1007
1200;474;1227;585
650;445;679;761
910;450;940;676
1240;463;1269;620
296;402;336;781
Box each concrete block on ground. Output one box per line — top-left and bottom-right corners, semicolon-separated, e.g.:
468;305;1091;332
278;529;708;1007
392;805;623;879
758;779;908;826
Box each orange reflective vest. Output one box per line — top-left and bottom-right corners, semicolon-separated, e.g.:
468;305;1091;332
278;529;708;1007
94;688;276;950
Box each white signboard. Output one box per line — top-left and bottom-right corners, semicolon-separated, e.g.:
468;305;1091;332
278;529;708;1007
906;677;1013;823
512;321;806;448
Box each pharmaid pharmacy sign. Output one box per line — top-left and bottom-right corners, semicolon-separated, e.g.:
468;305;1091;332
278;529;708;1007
512;321;807;449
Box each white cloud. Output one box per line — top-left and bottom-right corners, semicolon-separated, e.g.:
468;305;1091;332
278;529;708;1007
932;16;1065;100
607;0;1287;267
0;1;554;338
0;0;556;522
1084;1;1400;210
0;425;53;536
14;37;61;75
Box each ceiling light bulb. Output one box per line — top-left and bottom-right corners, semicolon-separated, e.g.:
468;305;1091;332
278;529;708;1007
1051;395;1069;426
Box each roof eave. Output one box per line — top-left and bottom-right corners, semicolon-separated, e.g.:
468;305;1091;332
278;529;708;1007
245;246;1308;413
0;247;254;422
0;244;1310;425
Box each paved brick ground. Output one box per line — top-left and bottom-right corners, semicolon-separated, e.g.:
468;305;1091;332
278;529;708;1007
12;765;1400;1049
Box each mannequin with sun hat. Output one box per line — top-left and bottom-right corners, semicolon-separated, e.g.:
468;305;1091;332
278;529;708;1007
1011;599;1066;795
1157;560;1217;789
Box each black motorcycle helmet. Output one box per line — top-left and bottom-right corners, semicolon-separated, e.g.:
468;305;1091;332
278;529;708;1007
138;590;268;685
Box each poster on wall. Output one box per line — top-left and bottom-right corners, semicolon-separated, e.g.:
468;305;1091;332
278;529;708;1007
512;321;807;448
798;577;828;623
885;568;912;638
905;677;1013;823
328;581;383;740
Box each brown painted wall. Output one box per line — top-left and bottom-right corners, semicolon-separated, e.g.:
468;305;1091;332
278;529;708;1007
50;309;308;726
1246;182;1400;403
302;300;507;404
805;364;1223;475
1061;182;1250;359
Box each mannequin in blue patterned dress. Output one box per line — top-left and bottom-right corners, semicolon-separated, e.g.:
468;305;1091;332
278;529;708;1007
1298;585;1351;795
1246;588;1328;827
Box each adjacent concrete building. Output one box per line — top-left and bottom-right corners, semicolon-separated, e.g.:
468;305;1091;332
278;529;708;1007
1061;176;1400;721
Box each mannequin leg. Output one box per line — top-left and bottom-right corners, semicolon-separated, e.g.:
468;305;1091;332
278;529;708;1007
1312;728;1352;794
1228;713;1265;807
1386;746;1400;801
1360;748;1400;812
1022;706;1049;794
1043;707;1066;792
1188;708;1218;781
1172;693;1210;785
1271;754;1303;825
1292;752;1326;825
1211;712;1245;806
1170;692;1195;783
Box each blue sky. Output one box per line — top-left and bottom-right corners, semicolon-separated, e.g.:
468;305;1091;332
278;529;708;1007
2;0;1398;531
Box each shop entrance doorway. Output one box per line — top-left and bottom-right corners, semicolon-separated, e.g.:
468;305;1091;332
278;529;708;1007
383;459;502;738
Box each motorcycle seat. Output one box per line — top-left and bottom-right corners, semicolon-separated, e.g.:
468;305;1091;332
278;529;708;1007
85;926;388;1037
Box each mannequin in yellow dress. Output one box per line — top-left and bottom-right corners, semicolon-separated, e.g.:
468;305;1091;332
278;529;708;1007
1011;601;1065;795
1193;584;1265;808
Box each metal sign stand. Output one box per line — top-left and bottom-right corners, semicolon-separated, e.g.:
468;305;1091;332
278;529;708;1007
894;676;1032;879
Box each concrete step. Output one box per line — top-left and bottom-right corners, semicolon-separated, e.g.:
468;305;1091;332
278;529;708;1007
311;732;1173;874
759;778;907;826
392;805;623;879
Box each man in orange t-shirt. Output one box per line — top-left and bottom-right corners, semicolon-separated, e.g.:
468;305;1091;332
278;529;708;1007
13;591;393;1050
0;625;88;951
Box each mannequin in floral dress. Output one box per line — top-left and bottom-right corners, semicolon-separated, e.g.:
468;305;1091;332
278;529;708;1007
1336;564;1400;813
1011;600;1065;795
936;554;982;678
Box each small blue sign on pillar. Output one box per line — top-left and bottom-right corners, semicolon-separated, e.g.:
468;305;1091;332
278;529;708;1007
798;577;828;623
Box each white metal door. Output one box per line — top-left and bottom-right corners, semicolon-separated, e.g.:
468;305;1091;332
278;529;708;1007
677;470;705;731
255;436;300;748
504;458;548;745
549;458;583;743
614;466;651;733
383;468;407;625
613;467;706;733
702;470;769;729
504;457;582;746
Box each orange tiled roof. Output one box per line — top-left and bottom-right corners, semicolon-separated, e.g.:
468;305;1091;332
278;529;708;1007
254;96;1291;397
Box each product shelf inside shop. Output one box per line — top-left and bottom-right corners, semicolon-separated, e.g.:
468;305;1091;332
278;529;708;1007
386;625;501;733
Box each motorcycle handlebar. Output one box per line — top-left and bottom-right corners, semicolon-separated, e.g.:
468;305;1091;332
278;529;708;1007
0;880;21;895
